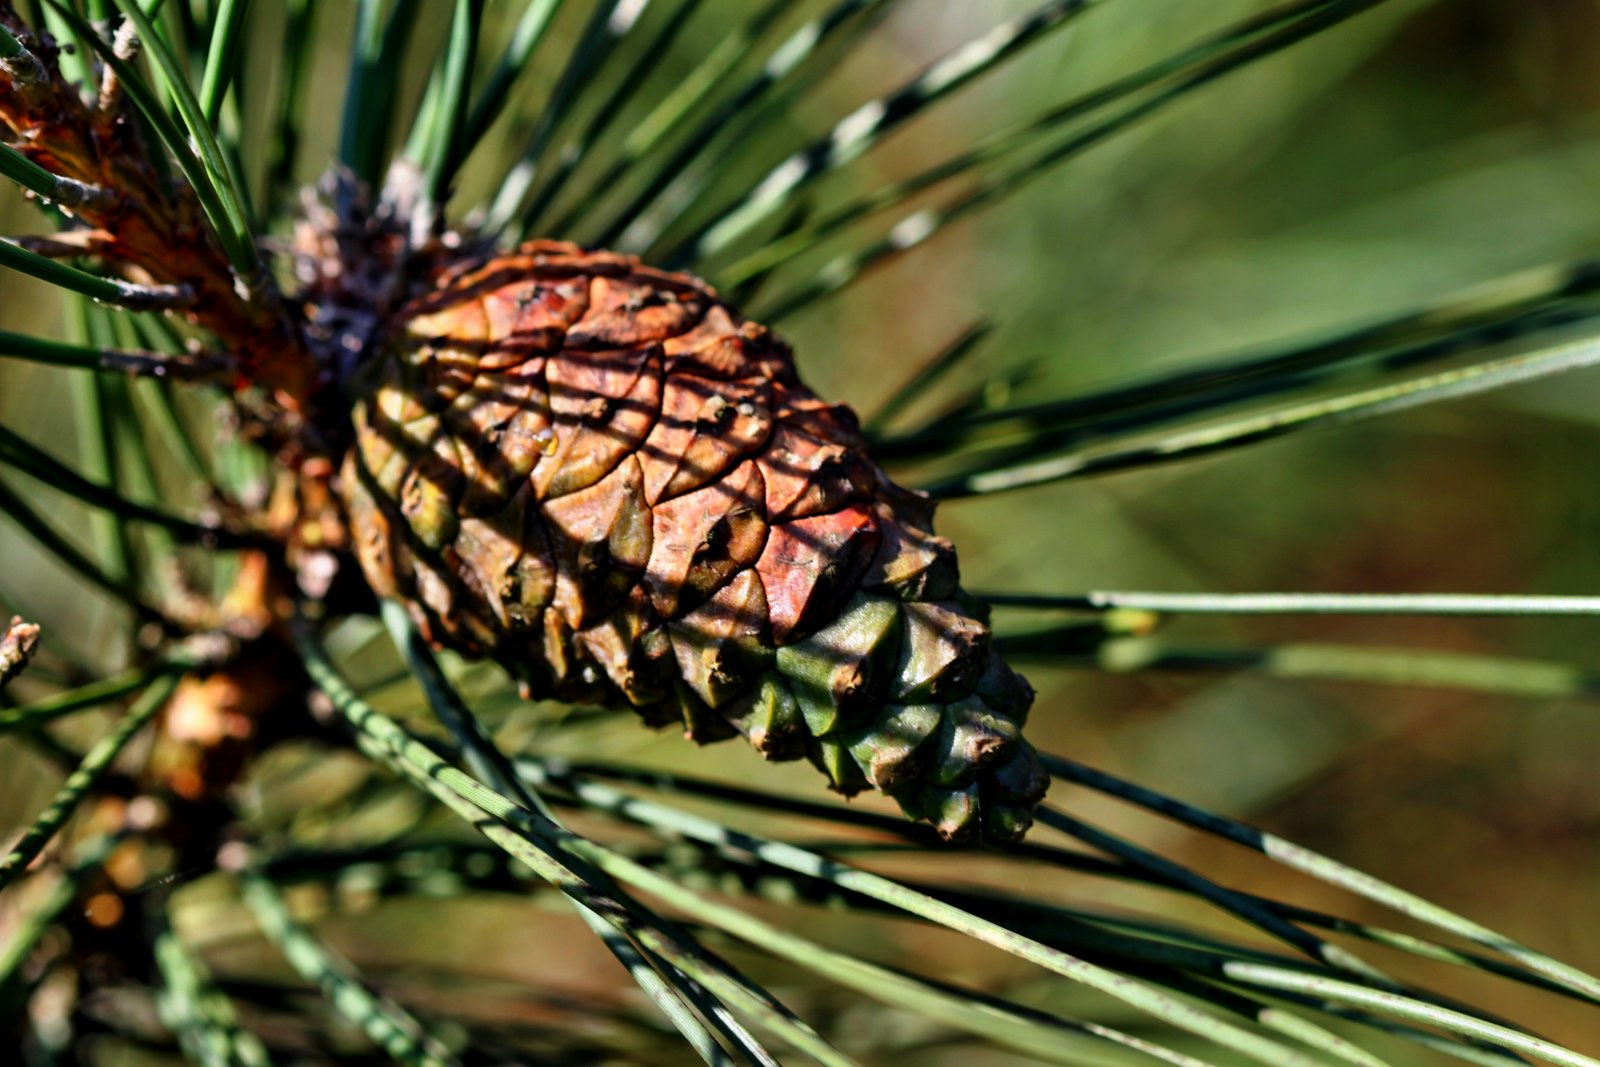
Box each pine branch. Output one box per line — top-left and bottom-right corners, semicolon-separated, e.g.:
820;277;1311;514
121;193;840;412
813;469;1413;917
1;1;315;408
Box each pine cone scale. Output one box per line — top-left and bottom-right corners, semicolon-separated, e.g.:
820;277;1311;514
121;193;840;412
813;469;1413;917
646;459;769;619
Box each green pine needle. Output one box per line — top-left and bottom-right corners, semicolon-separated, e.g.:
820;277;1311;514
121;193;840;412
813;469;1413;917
419;0;484;211
488;0;659;236
0;142;114;211
1045;756;1600;1005
506;756;1317;1066
339;0;424;186
0;4;1595;1061
925;326;1600;499
0;238;189;309
748;0;1396;318
0;475;153;612
295;619;874;1067
240;874;461;1067
516;0;709;232
265;0;316;215
551;0;803;240
984;590;1600;616
679;0;1099;262
0;832;122;1000
380;602;749;1067
0;419;239;545
41;0;260;280
198;0;251;126
458;0;566;157
0;675;178;893
153;915;277;1067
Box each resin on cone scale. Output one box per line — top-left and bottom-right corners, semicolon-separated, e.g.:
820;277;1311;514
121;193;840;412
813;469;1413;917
342;241;1049;841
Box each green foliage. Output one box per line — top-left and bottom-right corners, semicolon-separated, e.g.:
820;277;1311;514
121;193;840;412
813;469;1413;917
1;2;1598;1064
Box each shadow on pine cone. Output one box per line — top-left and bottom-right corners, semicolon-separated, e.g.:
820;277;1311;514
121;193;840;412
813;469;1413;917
342;241;1049;841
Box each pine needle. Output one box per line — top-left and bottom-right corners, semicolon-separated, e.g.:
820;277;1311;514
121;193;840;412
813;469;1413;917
0;675;178;893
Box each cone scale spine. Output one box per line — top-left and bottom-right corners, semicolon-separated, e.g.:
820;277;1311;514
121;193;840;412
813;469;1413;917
342;241;1049;841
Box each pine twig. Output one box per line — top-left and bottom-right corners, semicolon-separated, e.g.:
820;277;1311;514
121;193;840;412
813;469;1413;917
0;614;39;687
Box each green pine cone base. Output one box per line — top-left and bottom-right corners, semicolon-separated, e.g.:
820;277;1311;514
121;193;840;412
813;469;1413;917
678;591;1048;843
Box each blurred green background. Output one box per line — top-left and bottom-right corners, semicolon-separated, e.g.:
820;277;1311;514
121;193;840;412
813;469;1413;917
3;0;1598;1059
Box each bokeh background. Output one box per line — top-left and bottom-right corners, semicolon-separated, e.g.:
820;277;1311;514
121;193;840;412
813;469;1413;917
2;0;1598;1060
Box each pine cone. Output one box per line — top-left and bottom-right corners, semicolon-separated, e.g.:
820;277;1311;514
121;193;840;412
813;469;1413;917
341;241;1049;841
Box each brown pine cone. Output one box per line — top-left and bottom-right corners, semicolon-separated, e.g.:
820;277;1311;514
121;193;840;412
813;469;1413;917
341;241;1048;841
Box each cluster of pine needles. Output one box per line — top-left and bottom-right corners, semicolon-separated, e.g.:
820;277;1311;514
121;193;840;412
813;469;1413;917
1;1;1599;1064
